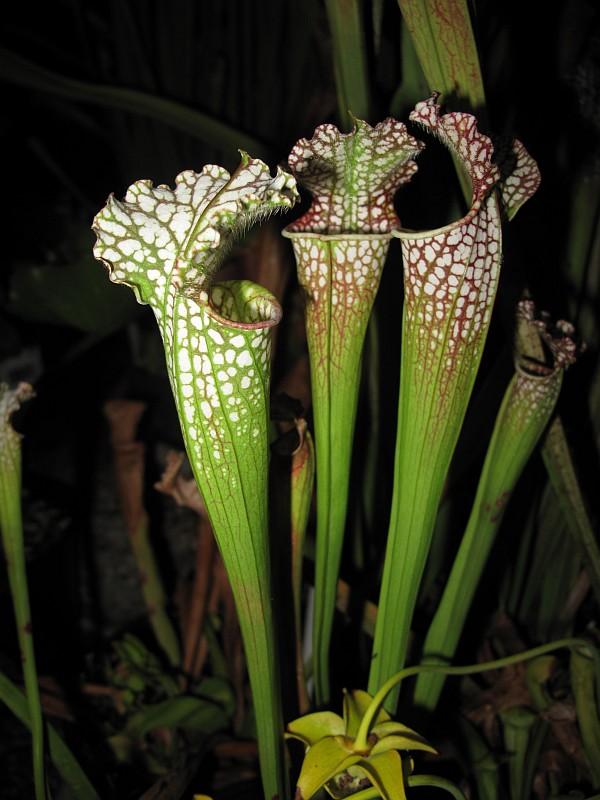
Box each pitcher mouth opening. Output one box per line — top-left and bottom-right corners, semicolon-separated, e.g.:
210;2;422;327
282;228;396;242
206;279;282;331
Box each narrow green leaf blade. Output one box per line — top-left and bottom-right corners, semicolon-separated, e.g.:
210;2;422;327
542;419;600;608
343;689;390;739
0;670;99;800
356;750;407;800
296;736;359;800
0;47;269;160
0;383;46;800
397;0;486;112
324;0;371;127
286;711;345;747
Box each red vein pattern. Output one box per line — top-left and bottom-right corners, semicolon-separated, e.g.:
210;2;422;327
284;118;423;703
369;95;541;706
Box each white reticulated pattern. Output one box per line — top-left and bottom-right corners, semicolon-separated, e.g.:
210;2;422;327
0;383;34;469
92;158;292;505
286;117;423;235
93;158;297;308
290;235;389;371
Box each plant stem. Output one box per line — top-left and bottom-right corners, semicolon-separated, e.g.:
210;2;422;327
356;638;599;752
324;0;370;127
0;384;46;800
0;670;98;800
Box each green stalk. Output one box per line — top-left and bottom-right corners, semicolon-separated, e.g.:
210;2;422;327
0;383;46;800
284;118;423;705
0;670;99;799
458;718;499;800
499;708;545;800
356;638;600;752
93;155;298;800
324;0;370;127
414;301;577;710
368;96;541;711
290;421;315;714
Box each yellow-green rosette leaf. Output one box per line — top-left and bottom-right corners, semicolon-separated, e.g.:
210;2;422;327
370;94;541;711
370;721;438;756
296;736;361;800
92;155;298;800
285;118;423;705
290;687;434;800
354;750;407;800
344;689;390;738
286;711;345;748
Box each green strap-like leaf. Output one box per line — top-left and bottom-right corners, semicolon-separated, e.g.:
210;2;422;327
0;670;98;800
414;301;577;711
93;155;298;800
541;418;600;607
285;118;422;705
369;96;540;711
355;750;407;800
0;46;269;160
397;0;486;113
370;720;437;756
324;0;370;128
344;689;391;738
296;736;360;800
286;711;345;747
